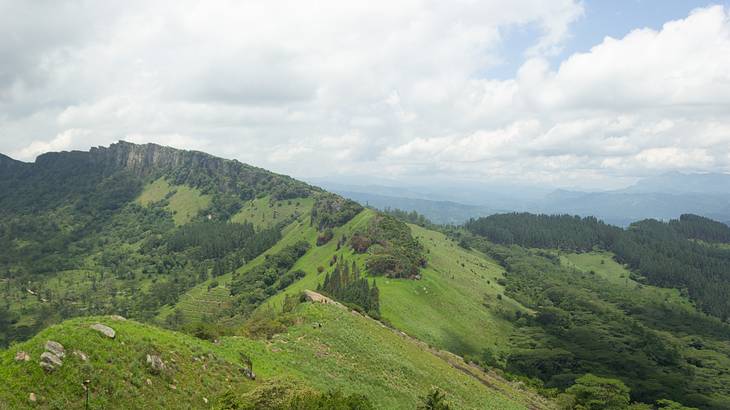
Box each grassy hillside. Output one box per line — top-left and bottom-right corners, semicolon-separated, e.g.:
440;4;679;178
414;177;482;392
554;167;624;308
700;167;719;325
137;177;212;225
1;303;548;409
560;250;695;309
258;211;527;358
231;196;314;230
0;316;252;409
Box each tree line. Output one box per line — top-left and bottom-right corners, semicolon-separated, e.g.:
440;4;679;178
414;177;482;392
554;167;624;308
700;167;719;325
466;213;730;321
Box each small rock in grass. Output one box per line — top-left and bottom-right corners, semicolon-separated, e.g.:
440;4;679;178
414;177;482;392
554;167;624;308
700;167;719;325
146;354;166;373
73;350;89;361
45;341;65;358
90;323;116;339
110;315;126;321
170;384;177;390
40;352;63;372
15;351;30;362
29;392;36;402
203;397;208;404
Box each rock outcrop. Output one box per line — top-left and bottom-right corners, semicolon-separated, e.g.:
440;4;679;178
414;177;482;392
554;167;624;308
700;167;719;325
40;352;63;372
44;340;65;358
146;354;166;374
90;323;116;338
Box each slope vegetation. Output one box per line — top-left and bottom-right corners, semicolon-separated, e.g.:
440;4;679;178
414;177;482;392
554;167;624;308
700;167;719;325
1;302;545;409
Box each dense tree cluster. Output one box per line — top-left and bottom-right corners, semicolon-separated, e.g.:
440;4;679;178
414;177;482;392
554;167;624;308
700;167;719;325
164;221;280;261
310;193;363;229
465;236;730;409
465;213;620;251
466;213;730;321
613;219;730;320
317;257;380;317
229;241;310;315
380;207;434;228
669;213;730;243
351;215;426;278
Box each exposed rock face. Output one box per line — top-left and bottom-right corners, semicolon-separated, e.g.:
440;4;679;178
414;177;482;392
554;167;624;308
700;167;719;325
90;323;116;338
14;351;30;362
45;341;65;358
90;141;218;177
146;354;166;373
40;352;63;372
86;141;316;199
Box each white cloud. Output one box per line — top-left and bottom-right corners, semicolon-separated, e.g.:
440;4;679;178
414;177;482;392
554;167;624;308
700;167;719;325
12;129;81;160
1;2;729;189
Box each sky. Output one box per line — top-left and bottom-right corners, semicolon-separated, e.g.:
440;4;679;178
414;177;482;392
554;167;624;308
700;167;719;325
1;0;730;190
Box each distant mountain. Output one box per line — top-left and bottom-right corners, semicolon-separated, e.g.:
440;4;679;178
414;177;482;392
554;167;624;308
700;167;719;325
539;173;730;225
623;171;730;195
333;190;497;225
316;172;730;227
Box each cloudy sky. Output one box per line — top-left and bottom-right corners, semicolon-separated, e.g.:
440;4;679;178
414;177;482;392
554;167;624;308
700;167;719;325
2;0;729;189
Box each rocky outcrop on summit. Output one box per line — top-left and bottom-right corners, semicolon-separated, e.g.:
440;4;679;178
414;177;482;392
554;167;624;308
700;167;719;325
88;141;318;199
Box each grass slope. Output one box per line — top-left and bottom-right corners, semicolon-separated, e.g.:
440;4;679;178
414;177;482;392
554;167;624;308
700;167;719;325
1;304;545;409
378;225;526;357
560;250;695;308
0;316;251;409
231;196;314;230
137;177;211;225
156;212;321;324
266;214;527;357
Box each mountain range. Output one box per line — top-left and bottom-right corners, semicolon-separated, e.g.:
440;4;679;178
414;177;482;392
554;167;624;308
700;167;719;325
1;142;730;409
316;172;730;226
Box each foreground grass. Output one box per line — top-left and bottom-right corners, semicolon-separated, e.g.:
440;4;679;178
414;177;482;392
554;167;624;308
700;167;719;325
0;316;251;409
1;302;541;409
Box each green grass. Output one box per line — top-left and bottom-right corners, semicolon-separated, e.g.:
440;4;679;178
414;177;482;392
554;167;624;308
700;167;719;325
0;316;252;409
136;178;211;225
265;211;527;357
231;196;314;230
157;207;321;324
561;251;634;286
216;302;538;409
1;304;546;409
560;250;694;308
377;225;526;357
136;178;174;206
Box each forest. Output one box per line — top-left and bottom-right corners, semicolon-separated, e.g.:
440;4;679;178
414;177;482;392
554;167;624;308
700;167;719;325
466;213;730;321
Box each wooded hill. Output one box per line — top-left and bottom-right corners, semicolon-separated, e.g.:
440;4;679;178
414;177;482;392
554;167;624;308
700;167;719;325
2;142;730;409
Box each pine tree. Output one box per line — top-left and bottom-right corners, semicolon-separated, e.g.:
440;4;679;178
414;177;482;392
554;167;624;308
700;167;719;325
369;280;380;315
